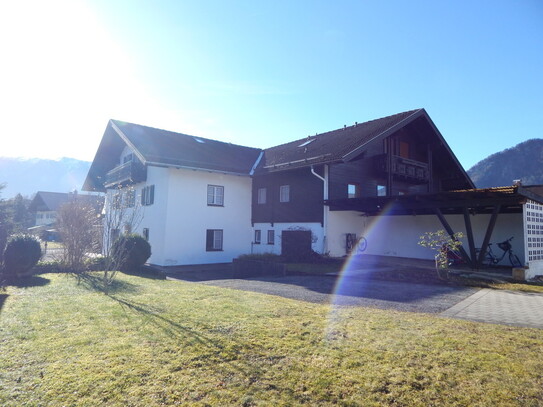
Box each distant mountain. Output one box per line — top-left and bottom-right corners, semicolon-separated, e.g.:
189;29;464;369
468;139;543;188
0;157;91;199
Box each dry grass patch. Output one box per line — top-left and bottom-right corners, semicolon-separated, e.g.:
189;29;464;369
0;273;542;406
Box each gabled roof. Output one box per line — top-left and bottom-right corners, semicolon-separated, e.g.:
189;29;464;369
29;191;103;212
83;120;263;191
259;109;422;171
256;109;473;189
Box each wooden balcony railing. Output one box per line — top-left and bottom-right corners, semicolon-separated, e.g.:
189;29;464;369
104;161;147;188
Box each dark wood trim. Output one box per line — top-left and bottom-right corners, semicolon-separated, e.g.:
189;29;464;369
476;205;501;268
463;208;477;268
434;208;471;265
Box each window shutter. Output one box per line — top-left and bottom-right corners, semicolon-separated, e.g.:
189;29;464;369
141;187;146;205
149;185;155;205
206;230;214;250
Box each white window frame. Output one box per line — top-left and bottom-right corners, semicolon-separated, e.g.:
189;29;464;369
254;230;261;244
280;185;290;203
257;187;267;204
267;230;275;245
207;185;224;206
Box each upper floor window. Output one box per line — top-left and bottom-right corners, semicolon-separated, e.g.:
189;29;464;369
123;153;134;164
348;183;360;199
125;189;136;208
257;188;267;204
207;185;224;206
141;185;155;206
377;185;387;197
206;229;223;251
280;185;290;203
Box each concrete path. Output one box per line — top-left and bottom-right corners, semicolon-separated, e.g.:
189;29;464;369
441;288;543;329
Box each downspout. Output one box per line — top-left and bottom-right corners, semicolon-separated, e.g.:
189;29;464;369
311;165;328;254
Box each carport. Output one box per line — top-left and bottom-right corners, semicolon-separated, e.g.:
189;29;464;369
325;184;543;272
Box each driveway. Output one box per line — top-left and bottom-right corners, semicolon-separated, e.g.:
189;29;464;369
167;271;543;329
167;272;478;314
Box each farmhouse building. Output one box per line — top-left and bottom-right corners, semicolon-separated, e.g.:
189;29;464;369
83;109;543;278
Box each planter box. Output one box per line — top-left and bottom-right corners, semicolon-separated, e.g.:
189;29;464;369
232;259;287;278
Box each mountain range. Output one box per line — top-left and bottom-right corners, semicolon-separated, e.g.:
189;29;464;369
1;138;542;199
467;139;543;188
0;157;91;199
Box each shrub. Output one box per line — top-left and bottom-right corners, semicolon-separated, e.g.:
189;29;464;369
110;234;151;271
2;234;42;279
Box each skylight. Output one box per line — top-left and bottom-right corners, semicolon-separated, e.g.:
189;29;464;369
298;138;315;147
193;137;205;143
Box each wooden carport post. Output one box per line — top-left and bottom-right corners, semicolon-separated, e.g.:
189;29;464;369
476;205;501;269
434;208;472;266
463;208;477;268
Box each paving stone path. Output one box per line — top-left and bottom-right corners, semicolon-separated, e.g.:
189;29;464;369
441;288;543;329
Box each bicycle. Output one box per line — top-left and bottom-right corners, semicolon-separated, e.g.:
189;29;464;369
346;234;367;254
475;236;522;267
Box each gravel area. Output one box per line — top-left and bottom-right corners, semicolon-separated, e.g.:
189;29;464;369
167;273;479;314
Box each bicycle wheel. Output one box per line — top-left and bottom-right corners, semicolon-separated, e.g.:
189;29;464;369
509;252;522;268
356;236;368;253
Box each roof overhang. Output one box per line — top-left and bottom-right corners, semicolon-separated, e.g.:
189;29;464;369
324;186;543;216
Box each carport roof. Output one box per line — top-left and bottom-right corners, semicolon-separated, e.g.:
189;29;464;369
324;185;543;216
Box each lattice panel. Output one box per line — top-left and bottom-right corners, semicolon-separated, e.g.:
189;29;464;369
526;200;543;261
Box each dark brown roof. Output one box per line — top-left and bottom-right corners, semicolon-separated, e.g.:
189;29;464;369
83;120;262;191
257;109;422;172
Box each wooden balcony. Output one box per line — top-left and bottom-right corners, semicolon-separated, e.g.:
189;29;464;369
375;154;429;183
104;161;147;188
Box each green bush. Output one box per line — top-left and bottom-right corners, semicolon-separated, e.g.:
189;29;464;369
111;234;151;271
2;234;42;279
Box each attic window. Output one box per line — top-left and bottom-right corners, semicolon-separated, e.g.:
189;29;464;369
298;139;315;148
193;137;205;143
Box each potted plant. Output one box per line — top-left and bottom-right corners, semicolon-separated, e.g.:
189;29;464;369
419;230;464;280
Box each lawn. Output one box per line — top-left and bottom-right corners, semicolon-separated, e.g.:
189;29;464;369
1;273;542;406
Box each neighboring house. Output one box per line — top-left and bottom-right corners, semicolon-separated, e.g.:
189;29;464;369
83;109;543;278
28;191;104;227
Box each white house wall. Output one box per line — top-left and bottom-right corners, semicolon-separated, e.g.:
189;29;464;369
158;168;252;266
327;210;525;265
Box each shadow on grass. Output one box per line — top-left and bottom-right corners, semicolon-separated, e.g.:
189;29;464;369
74;272;141;295
6;275;51;288
121;265;166;280
0;293;7;314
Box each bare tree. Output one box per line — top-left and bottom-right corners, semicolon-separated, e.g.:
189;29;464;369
57;197;101;273
101;185;144;290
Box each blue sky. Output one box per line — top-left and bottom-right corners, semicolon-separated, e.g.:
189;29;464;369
1;0;542;169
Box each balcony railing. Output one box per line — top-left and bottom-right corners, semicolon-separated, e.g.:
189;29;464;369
375;154;429;183
105;160;147;188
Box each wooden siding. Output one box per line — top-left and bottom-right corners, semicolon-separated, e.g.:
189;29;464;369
252;167;324;225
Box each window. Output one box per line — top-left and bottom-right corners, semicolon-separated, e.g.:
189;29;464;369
207;185;224;206
267;230;275;245
123;153;134;164
257;187;267;204
143;228;149;241
348;183;360;199
377;185;387;197
254;230;261;244
280;185;290;203
123;223;132;234
141;185;155;206
113;191;122;209
206;229;223;251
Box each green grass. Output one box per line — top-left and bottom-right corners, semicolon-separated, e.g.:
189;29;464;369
1;273;543;406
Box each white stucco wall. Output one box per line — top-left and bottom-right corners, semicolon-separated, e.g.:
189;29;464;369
251;222;324;256
153;167;253;266
327;210;525;265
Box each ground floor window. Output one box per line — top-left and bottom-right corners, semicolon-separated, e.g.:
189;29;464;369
267;230;275;245
206;229;223;251
142;228;149;241
254;230;261;244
